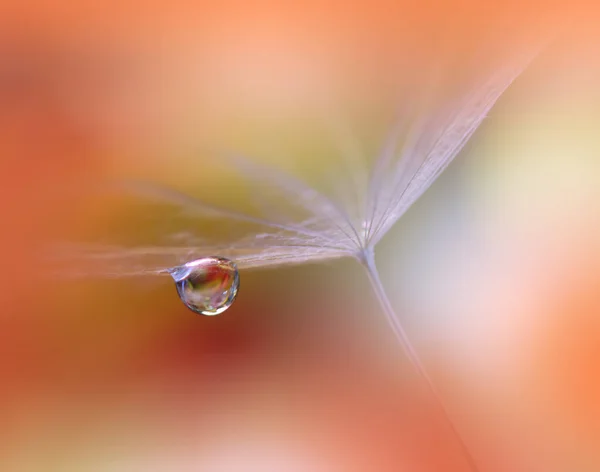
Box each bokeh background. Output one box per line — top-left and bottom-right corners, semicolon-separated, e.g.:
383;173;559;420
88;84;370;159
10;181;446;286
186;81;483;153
1;1;600;471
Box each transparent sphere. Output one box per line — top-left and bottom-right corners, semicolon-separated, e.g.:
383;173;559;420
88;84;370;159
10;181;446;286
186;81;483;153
169;257;240;316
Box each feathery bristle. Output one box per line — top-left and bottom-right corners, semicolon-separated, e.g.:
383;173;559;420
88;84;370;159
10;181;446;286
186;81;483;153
55;46;537;278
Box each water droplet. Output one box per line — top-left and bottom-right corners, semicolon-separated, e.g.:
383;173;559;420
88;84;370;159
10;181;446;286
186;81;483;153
169;257;240;316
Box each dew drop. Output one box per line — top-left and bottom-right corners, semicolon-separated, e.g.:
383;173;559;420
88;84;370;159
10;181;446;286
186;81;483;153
169;257;240;316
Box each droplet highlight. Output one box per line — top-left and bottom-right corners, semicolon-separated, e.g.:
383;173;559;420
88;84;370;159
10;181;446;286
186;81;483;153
169;257;239;316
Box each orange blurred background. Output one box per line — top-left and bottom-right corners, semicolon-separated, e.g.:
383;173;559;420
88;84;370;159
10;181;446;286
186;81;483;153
1;1;600;471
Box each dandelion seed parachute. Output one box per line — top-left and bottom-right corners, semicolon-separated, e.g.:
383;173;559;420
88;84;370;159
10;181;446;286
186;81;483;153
58;53;532;277
55;43;542;471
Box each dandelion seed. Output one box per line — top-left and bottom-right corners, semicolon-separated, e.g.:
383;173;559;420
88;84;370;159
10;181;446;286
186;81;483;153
57;44;543;471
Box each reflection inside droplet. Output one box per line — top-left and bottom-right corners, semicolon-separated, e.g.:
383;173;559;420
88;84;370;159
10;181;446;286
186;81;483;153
169;257;239;316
